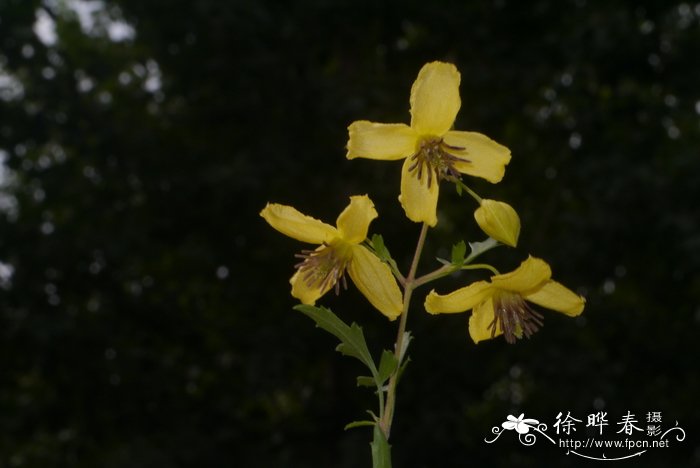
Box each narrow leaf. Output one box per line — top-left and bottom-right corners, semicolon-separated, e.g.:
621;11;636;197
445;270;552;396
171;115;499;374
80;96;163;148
370;234;400;274
395;357;411;386
356;375;375;387
370;234;390;261
366;410;380;422
377;350;398;385
396;331;412;363
345;420;376;430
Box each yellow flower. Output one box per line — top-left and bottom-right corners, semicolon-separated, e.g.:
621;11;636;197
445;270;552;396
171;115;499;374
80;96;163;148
260;195;403;320
474;199;521;247
424;257;585;344
346;61;512;227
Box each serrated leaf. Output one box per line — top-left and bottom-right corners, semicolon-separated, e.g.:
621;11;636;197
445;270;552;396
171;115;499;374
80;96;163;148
345;420;376;430
377;350;398;385
356;375;375;387
451;240;467;265
294;305;378;376
371;425;392;468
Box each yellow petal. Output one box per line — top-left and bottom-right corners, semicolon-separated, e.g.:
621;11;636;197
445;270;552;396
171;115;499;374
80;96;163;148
424;281;493;314
409;61;461;136
443;131;511;183
469;298;501;343
398;157;439;226
346;121;418;160
490;256;551;293
260;203;337;244
474;199;521;247
348;245;403;320
525;280;585;317
336;195;377;244
290;269;333;305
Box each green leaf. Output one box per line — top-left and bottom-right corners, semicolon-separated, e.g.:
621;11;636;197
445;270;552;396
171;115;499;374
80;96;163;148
377;350;398;385
370;234;400;274
396;356;411;385
466;237;500;262
396;331;412;363
451;240;467;265
370;234;390;261
356;375;375;387
371;425;392;468
294;304;378;376
345;420;376;430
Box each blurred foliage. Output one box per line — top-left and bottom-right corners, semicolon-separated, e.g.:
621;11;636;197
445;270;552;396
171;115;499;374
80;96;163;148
0;0;698;466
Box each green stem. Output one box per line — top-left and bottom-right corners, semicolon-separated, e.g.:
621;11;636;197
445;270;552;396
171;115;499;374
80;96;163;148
413;240;502;288
456;179;483;204
412;264;452;289
413;262;500;289
376;375;386;421
373;226;499;453
378;222;429;438
462;263;500;275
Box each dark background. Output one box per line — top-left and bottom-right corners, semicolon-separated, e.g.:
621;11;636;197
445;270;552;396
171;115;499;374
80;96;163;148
0;0;698;466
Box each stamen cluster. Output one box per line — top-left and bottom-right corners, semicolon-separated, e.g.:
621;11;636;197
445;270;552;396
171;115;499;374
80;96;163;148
294;243;350;294
489;293;545;344
407;137;470;188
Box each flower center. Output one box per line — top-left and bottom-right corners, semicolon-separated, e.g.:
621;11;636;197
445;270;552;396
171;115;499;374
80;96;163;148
294;241;352;294
488;292;544;344
407;137;470;188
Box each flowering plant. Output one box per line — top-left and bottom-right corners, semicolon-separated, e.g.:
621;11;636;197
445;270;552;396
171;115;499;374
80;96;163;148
262;61;585;467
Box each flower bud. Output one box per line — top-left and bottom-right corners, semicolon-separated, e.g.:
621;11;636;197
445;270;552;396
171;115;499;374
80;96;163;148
474;199;520;247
